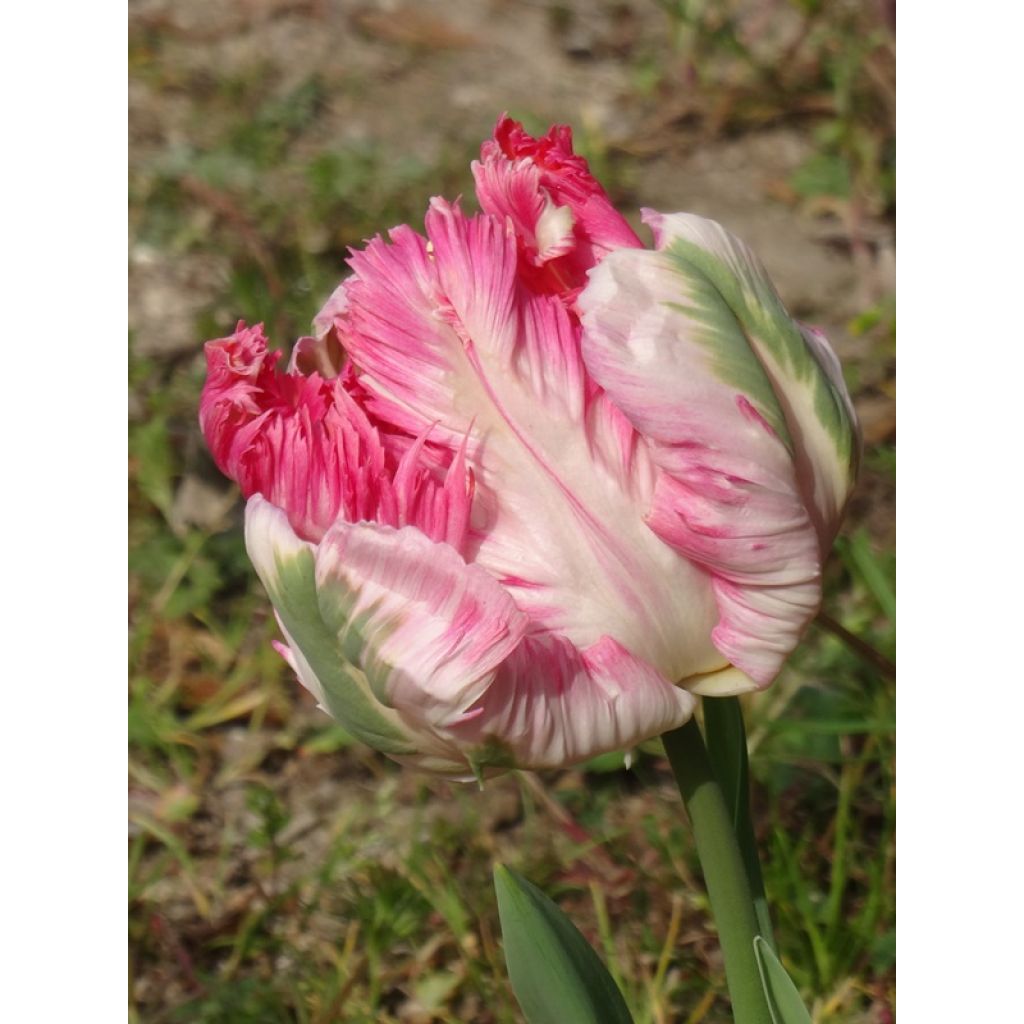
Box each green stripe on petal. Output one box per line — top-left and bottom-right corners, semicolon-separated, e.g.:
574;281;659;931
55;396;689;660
663;279;793;450
244;496;418;756
315;584;398;709
654;212;858;476
312;521;528;731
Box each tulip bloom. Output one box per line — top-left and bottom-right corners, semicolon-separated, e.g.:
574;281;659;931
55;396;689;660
199;116;859;775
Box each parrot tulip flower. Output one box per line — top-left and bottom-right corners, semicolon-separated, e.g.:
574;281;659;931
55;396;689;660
199;115;859;776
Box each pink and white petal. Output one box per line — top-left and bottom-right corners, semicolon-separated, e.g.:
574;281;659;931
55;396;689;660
578;228;831;686
483;115;643;254
341;221;463;440
313;520;529;730
472;155;576;266
337;199;724;683
448;634;697;771
642;210;860;535
244;496;419;755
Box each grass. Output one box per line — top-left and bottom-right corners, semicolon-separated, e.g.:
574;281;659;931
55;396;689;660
129;2;895;1021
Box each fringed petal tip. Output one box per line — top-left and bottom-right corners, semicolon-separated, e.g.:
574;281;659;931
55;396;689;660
199;311;475;552
474;115;642;299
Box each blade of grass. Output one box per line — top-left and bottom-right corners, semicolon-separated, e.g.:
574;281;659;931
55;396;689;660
130;813;210;918
770;824;829;986
836;531;896;621
813;612;895;680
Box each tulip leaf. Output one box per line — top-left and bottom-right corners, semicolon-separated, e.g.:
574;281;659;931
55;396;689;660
754;937;813;1024
493;865;634;1024
703;697;775;948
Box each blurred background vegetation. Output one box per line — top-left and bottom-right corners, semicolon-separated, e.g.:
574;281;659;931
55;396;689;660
128;1;895;1021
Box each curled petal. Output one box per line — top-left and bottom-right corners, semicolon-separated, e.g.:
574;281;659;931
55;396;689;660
483;116;642;252
244;496;418;755
288;281;353;379
643;210;860;534
314;520;528;730
448;633;697;772
579;212;859;686
472;154;576;267
311;282;350;344
473;115;642;299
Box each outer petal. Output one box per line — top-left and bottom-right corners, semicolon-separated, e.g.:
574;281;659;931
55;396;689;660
244;495;419;756
448;633;697;772
643;211;860;535
335;198;725;685
255;505;698;775
578;212;859;686
313;520;528;731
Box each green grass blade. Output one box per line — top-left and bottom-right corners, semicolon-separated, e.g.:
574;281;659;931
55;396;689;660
493;864;634;1024
837;530;896;622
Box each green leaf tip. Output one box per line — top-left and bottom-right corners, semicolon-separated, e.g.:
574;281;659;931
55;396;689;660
493;864;634;1024
754;936;813;1024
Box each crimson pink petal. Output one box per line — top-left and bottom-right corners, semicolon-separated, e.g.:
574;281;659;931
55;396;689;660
473;114;642;300
199;321;472;550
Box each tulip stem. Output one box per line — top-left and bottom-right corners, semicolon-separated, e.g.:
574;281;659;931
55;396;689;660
662;717;772;1024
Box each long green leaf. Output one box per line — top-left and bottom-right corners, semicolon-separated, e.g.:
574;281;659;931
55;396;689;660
703;698;775;948
493;865;634;1024
754;937;813;1024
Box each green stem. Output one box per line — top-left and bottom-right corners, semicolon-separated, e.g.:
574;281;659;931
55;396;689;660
703;696;775;951
663;718;772;1024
